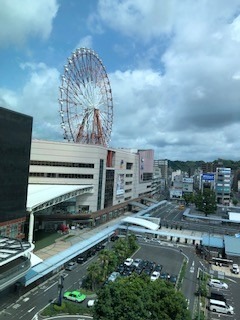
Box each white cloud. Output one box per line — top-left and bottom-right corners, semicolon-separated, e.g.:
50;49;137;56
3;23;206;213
76;35;93;49
94;0;175;41
0;62;62;140
0;0;58;48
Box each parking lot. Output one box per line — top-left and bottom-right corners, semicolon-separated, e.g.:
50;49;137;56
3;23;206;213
133;242;184;277
208;278;239;319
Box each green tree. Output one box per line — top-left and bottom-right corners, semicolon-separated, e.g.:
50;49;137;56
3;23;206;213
194;189;217;216
87;262;103;291
94;275;191;320
98;249;117;279
232;198;238;206
113;238;130;264
126;234;138;253
183;193;194;205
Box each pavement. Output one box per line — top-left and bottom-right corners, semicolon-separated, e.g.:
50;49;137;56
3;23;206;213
33;211;133;260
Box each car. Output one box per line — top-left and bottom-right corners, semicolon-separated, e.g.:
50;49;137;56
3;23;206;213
150;271;160;281
134;266;143;275
143;268;152;276
154;264;163;272
232;263;239;274
210;290;227;303
63;290;86;303
108;271;121;282
65;261;77;271
87;299;96;307
110;234;119;242
160;272;170;280
169;275;177;285
77;255;87;264
132;258;142;267
208;279;228;289
122;268;133;277
124;258;133;266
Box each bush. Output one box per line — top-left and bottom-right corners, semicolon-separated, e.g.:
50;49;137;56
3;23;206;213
41;301;93;317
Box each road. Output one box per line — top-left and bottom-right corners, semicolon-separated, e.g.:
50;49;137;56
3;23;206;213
0;239;203;319
0;254;97;320
151;202;240;236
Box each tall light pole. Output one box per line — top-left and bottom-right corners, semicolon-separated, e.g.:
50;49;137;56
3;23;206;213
57;275;64;306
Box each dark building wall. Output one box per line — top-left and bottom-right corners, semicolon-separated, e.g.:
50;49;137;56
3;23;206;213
0;107;32;222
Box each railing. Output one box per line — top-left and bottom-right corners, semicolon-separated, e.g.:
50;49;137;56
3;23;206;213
0;258;31;286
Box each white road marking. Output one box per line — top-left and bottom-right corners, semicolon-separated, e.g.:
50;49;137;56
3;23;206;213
44;281;58;292
28;306;36;313
23;297;29;302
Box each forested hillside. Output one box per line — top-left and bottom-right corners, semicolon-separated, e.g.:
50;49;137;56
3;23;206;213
168;159;240;173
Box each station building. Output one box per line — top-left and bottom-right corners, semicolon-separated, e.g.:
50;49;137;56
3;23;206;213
27;140;155;236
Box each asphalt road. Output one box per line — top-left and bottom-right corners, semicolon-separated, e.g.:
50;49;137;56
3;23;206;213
0;254;97;320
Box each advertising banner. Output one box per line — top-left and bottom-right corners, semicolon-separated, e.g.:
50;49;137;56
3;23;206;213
116;174;124;196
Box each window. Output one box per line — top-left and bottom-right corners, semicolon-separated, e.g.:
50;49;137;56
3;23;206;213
31;160;94;168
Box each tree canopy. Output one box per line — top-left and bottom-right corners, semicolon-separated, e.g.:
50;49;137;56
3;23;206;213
93;274;191;320
194;189;217;215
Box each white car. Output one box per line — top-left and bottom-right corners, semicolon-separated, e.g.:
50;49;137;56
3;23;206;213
87;299;96;307
124;258;133;266
108;271;120;282
150;271;160;281
132;258;142;267
208;279;228;289
232;264;239;274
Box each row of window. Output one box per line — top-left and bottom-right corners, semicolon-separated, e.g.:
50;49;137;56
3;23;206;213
30;160;94;168
29;172;94;179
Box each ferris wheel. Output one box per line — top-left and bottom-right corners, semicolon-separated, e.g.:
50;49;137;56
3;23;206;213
59;48;113;147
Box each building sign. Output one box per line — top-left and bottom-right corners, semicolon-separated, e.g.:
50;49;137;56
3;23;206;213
116;174;124;196
202;173;215;181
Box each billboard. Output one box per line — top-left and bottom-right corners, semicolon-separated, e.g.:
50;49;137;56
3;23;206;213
116;174;124;196
202;173;215;181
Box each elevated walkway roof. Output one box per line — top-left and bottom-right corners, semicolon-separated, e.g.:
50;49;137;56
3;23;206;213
142;197;158;204
121;217;159;231
129;201;148;209
27;184;93;213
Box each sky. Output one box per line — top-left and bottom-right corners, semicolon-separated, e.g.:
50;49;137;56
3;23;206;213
1;0;240;161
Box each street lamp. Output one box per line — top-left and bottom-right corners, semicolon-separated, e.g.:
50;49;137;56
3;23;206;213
57;275;64;306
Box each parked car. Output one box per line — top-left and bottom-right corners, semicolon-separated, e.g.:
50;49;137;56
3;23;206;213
208;279;228;289
87;299;96;307
77;255;87;264
210;290;227;303
209;299;234;315
65;261;77;271
154;264;163;272
110;234;119;242
108;271;121;282
124;258;133;266
63;290;86;303
132;258;142;267
232;263;239;274
169;274;177;285
116;263;125;274
150;271;160;281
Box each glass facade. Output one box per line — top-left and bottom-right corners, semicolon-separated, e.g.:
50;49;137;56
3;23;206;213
0;107;32;222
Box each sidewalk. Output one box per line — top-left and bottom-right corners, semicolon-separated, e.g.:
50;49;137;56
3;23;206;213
34;211;133;260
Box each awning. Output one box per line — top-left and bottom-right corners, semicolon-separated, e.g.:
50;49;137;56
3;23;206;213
27;184;93;213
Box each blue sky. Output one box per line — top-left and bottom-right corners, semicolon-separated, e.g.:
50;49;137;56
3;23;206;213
1;0;240;161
